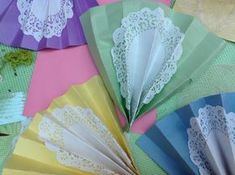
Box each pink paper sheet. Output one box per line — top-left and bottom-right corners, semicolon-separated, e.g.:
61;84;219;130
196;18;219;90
24;45;98;115
25;0;170;134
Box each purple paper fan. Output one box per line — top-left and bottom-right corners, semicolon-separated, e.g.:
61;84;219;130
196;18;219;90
0;0;98;51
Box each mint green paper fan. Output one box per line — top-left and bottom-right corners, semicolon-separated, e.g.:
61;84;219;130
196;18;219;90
0;134;20;172
81;0;225;127
0;119;31;173
0;122;21;172
0;122;21;135
157;41;235;120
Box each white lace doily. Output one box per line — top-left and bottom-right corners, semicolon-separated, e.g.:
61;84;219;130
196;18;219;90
38;105;134;175
17;0;74;41
187;105;235;175
111;7;184;112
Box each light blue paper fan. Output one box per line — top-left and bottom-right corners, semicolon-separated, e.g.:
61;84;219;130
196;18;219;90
0;92;27;125
137;92;235;175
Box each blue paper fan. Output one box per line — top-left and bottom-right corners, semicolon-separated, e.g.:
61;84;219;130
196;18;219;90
137;92;235;175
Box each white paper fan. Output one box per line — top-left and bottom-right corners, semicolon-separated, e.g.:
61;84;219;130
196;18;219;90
38;105;136;175
111;7;184;117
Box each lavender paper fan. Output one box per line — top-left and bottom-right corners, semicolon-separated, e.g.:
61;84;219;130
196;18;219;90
137;92;235;175
0;0;98;51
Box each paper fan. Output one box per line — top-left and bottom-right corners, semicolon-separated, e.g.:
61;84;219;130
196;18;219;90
3;76;139;175
137;92;235;175
155;42;235;120
0;0;98;50
0;134;19;171
0;118;31;173
0;92;26;125
80;0;225;127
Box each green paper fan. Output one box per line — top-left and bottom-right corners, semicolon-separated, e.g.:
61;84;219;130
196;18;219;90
81;0;225;128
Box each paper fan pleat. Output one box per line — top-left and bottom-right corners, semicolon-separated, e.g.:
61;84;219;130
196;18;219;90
0;92;26;125
0;0;14;17
111;7;184;119
4;76;138;175
5;138;82;175
38;107;133;175
80;0;225;127
3;169;56;175
138;93;235;175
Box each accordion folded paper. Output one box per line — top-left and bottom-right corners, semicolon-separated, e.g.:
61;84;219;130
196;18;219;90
0;92;26;125
137;93;235;175
3;76;139;175
81;0;225;127
0;134;20;171
0;0;98;50
0;120;30;173
111;7;184;119
157;42;235;120
174;0;235;42
0;122;21;136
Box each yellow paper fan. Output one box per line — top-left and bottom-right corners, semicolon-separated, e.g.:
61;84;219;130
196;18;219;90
3;76;138;175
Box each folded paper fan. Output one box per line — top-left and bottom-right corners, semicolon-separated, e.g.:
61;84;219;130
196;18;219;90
0;134;19;171
156;42;235;120
0;92;26;125
3;76;139;175
111;7;184;119
137;92;235;175
0;117;31;173
0;0;98;50
80;0;225;127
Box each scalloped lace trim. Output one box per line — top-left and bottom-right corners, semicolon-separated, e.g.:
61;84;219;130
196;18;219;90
187;105;235;175
17;0;73;41
38;105;134;175
111;7;184;112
